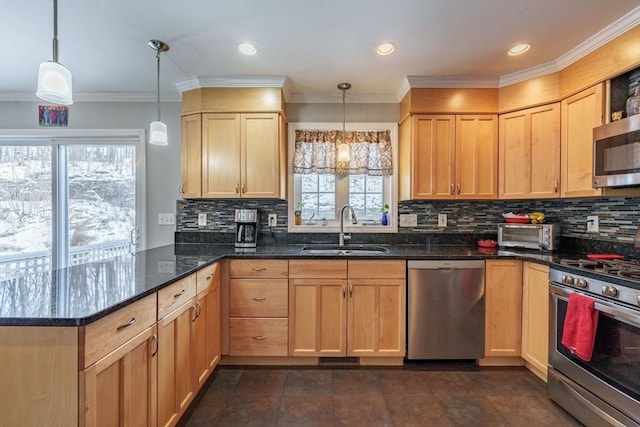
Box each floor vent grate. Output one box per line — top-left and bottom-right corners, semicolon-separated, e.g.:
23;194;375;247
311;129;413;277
318;357;359;366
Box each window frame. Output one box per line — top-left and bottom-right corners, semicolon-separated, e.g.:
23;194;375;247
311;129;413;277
287;122;398;233
0;129;146;268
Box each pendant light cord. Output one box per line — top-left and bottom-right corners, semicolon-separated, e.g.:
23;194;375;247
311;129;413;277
156;49;161;122
52;0;59;62
342;88;346;145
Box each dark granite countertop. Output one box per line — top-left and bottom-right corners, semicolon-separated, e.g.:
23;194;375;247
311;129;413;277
0;243;580;327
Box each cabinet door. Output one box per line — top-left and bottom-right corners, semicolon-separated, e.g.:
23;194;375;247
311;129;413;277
484;260;522;357
192;281;220;390
81;325;157;427
348;279;406;357
412;115;456;199
288;278;347;356
241;113;282;198
157;300;196;427
456;115;498;199
181;114;202;198
522;262;550;380
499;103;560;199
561;83;604;197
202;113;242;198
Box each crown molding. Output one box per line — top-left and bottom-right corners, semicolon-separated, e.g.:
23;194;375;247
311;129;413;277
499;6;640;87
176;75;289;95
406;76;500;89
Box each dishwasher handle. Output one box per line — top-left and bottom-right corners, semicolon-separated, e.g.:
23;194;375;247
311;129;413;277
407;260;485;270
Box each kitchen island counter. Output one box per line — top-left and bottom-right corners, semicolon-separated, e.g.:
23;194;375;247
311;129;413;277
0;243;577;326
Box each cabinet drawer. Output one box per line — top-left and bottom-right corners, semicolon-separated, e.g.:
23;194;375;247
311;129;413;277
230;279;288;317
348;260;406;279
229;318;288;356
229;259;288;278
158;274;197;319
289;260;347;278
83;293;157;368
196;262;219;294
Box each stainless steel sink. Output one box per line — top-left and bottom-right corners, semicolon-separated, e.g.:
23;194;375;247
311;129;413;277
301;245;390;255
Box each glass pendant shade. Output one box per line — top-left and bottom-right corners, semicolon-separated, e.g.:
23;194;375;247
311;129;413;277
337;142;350;162
37;61;73;105
149;120;168;146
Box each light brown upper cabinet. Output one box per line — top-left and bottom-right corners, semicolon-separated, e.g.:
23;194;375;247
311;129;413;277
499;103;561;199
180;87;287;200
399;114;498;200
182;112;286;199
181;113;202;199
560;83;604;198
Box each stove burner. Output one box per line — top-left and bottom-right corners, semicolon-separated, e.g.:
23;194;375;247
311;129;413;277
559;258;640;282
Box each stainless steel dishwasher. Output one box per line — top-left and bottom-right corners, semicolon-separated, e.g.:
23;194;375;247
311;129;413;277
407;260;485;360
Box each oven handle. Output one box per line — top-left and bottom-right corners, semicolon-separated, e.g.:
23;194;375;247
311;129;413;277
553;373;628;427
550;283;640;328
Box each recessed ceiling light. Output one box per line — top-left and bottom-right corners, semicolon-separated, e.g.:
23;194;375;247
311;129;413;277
238;43;257;56
508;43;532;56
376;42;397;56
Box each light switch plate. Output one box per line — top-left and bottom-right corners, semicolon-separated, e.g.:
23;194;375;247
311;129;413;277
399;214;417;227
198;213;207;227
158;213;175;226
438;213;447;227
157;260;175;274
268;213;277;227
587;215;599;232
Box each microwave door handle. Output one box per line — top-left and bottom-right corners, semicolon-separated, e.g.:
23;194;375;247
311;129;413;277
237;225;243;242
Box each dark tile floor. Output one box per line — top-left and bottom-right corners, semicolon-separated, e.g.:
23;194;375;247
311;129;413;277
179;363;583;427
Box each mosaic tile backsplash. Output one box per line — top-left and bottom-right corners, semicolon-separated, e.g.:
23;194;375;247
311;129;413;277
176;197;640;249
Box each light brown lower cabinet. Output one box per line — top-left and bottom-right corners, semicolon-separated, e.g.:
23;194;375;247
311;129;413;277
193;263;222;389
80;325;158;427
522;261;550;380
484;259;523;357
288;260;406;358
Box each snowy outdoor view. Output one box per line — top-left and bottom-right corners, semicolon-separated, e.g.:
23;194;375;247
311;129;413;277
0;144;137;267
300;173;383;221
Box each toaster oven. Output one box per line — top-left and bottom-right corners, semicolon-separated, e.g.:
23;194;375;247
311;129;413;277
497;223;560;250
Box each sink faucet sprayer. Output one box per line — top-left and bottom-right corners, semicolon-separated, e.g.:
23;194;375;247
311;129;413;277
339;204;358;246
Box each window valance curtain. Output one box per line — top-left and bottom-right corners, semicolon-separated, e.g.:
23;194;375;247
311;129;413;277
292;129;392;176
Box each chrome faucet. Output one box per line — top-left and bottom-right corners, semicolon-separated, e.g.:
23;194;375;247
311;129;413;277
338;204;358;246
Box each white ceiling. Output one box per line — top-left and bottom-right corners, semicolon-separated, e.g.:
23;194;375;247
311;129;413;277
1;0;639;103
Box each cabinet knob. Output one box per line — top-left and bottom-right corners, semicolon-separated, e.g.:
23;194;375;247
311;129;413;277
235;184;240;194
241;183;246;194
554;180;558;193
456;184;461;195
450;184;454;195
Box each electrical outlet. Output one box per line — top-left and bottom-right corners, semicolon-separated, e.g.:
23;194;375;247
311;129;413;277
587;215;599;232
268;213;277;227
198;213;207;227
399;214;418;227
158;213;175;226
438;213;447;227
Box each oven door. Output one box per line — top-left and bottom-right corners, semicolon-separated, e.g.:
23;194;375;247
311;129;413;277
549;284;640;426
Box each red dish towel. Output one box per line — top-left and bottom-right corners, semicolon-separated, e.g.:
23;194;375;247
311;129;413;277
561;293;599;362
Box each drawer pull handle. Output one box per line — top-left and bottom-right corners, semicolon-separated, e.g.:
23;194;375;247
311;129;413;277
174;289;186;298
152;333;159;357
205;274;213;281
116;317;136;331
252;267;266;271
252;336;266;341
252;296;266;302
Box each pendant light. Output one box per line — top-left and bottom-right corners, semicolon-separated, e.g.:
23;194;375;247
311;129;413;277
36;0;73;105
337;82;351;162
148;39;170;146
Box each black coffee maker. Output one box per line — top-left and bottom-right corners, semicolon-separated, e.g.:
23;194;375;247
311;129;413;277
234;209;258;248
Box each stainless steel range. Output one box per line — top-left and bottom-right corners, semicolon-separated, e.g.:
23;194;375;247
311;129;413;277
549;258;640;427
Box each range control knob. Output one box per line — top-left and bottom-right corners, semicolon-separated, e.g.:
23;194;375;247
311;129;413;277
602;286;619;298
576;278;588;288
562;275;575;285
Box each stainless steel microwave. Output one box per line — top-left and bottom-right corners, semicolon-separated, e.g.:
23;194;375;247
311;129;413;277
593;114;640;188
497;223;560;251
